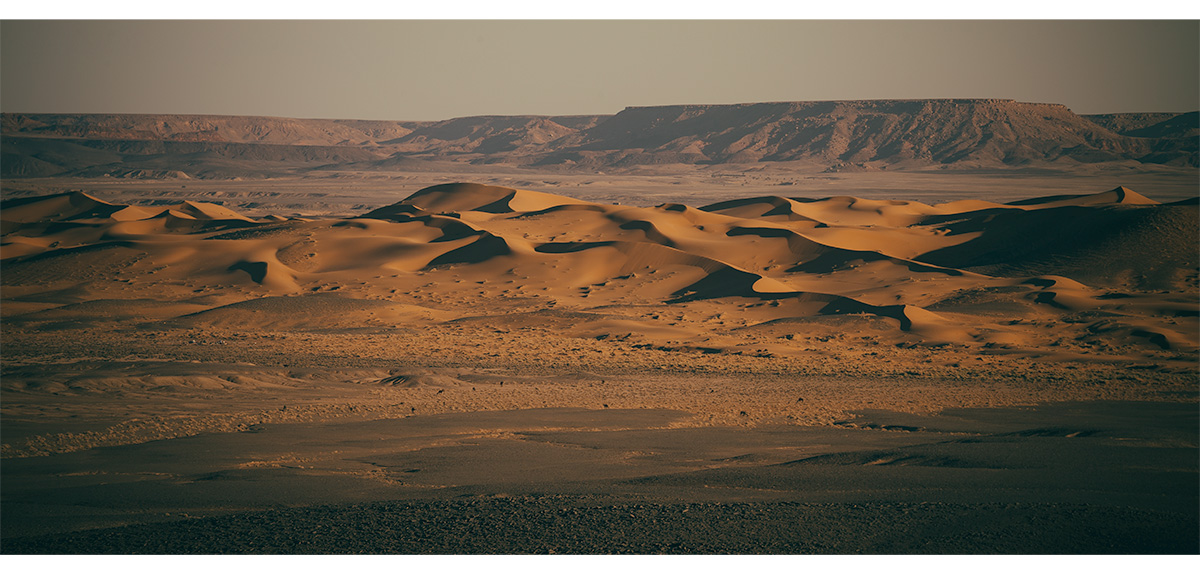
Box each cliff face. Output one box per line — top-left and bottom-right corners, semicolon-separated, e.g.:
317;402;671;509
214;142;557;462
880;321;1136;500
0;113;417;178
3;100;1196;179
1081;111;1198;166
544;99;1185;167
1;113;424;146
1084;111;1198;139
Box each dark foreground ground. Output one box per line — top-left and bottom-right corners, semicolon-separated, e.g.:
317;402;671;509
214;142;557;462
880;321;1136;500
5;498;1194;555
3;400;1197;554
4;494;1195;554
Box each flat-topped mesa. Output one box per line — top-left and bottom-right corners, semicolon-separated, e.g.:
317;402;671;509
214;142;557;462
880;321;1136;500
572;99;1127;167
612;99;1081;121
620;98;1040;111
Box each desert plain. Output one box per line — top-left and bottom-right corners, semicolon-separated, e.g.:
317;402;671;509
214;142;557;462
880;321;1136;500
1;103;1197;554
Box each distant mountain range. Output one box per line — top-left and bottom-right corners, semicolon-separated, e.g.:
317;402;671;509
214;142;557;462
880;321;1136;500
2;99;1196;179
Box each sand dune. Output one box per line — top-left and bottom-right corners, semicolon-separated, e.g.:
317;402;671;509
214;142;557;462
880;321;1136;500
397;182;586;215
2;183;1195;357
916;189;1197;290
1006;185;1159;208
0;191;151;223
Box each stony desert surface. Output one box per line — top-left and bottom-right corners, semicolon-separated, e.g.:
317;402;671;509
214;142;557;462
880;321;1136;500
1;104;1197;553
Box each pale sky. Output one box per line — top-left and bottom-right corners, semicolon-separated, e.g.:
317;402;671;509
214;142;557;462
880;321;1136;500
1;20;1197;120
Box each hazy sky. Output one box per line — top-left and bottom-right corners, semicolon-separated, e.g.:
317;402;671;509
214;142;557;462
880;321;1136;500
2;20;1197;119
